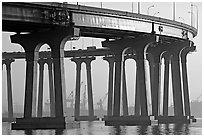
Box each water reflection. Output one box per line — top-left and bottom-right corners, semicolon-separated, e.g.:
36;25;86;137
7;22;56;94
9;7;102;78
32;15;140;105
136;125;148;135
173;124;184;135
152;125;161;135
87;121;93;135
2;120;201;135
55;129;64;135
112;126;127;135
24;130;32;135
173;124;189;135
164;124;170;135
184;124;190;135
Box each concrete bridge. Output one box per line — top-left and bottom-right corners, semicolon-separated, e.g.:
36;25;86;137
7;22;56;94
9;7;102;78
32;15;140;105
2;2;198;129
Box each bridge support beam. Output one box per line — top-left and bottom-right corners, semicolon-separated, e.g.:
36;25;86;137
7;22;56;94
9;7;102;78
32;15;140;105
10;27;79;130
85;57;96;117
2;59;15;119
136;54;148;116
47;58;55;117
103;56;114;116
134;66;141;115
37;59;46;117
147;43;168;117
113;53;122;116
71;58;83;118
122;61;128;116
147;53;154;115
102;35;156;126
181;46;196;116
72;57;98;121
162;52;171;116
171;54;184;116
169;41;191;116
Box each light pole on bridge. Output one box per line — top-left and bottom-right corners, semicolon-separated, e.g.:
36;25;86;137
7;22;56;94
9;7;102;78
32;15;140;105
191;4;199;30
178;17;185;24
147;5;154;15
188;11;194;27
153;11;160;17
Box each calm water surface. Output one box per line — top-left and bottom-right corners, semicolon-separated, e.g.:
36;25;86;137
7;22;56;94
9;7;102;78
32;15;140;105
2;119;202;135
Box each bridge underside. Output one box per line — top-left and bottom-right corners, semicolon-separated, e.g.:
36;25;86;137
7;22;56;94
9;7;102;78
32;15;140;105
3;20;143;39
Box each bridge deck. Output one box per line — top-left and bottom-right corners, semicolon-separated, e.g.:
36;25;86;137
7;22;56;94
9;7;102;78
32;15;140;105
2;2;197;40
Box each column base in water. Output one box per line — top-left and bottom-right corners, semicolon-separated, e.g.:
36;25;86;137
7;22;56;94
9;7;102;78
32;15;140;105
12;117;65;130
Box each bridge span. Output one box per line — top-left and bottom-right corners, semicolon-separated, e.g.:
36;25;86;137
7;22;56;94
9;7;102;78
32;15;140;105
2;2;198;129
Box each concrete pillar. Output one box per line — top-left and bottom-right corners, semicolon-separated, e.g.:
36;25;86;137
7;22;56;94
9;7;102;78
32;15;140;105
51;49;65;118
37;59;46;117
103;56;114;116
162;52;170;116
122;61;128;116
23;51;38;118
48;27;80;118
3;59;15;118
171;54;184;116
85;57;96;117
181;46;195;116
71;58;83;118
47;58;55;117
113;54;122;116
152;56;161;116
147;53;155;115
134;67;141;115
136;53;148;116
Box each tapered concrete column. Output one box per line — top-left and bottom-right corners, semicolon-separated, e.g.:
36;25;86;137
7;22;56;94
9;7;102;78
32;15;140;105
122;61;128;116
113;54;122;116
37;59;46;117
147;53;155;115
85;57;96;117
135;68;141;115
71;58;83;118
181;46;196;116
47;58;55;117
51;49;66;118
25;52;38;118
162;52;170;116
3;59;15;118
171;54;184;116
48;27;80;118
152;57;161;116
136;53;148;116
103;56;114;116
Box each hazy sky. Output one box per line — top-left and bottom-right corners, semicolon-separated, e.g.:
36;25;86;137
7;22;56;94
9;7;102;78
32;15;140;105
1;1;202;114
